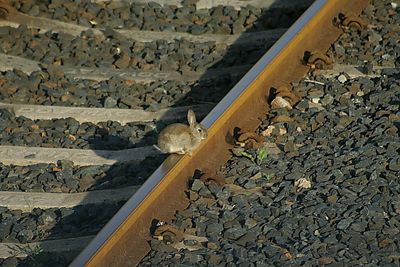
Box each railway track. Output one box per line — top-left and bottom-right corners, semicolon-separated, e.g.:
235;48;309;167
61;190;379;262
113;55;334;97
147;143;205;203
0;0;398;265
0;0;314;265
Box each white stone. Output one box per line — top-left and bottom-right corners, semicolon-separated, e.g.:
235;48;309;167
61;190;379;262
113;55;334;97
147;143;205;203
271;96;292;110
338;74;347;83
311;98;320;104
261;126;275;137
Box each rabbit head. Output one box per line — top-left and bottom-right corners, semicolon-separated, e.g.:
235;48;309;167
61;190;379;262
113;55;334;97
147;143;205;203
188;109;208;140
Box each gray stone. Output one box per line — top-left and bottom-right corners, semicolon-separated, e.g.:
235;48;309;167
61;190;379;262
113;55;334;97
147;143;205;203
17;229;34;243
1;257;18;267
103;96;118;108
206;223;224;234
191;179;205;192
223;226;246;240
337;218;352;230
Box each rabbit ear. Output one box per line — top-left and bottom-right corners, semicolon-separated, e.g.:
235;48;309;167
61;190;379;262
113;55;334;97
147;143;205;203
187;109;196;128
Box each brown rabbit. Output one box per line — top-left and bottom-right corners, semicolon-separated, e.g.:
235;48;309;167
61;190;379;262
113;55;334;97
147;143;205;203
157;109;208;155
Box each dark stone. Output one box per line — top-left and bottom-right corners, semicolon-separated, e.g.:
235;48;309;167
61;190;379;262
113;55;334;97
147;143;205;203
0;220;12;239
223;226;246;240
1;257;18;267
191;179;205;192
206;223;224;235
236;231;257;246
337;218;352;230
17;229;34;243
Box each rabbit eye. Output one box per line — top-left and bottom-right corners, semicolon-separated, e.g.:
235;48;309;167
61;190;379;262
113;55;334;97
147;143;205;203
198;128;202;132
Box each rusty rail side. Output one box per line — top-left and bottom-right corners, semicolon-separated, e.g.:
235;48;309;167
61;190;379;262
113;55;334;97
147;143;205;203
71;0;369;266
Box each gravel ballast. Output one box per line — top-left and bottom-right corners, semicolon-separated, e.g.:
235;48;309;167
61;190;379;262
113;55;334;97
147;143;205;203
0;25;271;72
0;202;124;244
0;157;164;193
0;108;160;150
0;70;235;109
11;1;306;34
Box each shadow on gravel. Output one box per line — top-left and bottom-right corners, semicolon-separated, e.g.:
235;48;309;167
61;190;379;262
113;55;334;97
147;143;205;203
86;123;159;150
15;1;313;265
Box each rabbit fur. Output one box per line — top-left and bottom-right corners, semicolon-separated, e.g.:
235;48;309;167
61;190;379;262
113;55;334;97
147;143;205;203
157;109;208;155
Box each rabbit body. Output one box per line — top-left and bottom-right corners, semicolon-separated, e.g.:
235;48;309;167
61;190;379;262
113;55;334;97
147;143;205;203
157;110;208;155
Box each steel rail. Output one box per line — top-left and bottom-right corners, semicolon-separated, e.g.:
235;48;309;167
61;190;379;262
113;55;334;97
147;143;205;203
71;0;369;266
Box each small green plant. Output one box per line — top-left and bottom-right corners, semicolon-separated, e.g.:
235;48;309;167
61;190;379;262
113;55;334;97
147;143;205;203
256;147;268;163
240;151;255;161
262;173;274;181
240;147;268;165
